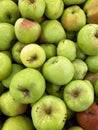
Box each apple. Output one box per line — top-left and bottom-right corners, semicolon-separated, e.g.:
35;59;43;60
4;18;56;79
63;80;94;112
14;18;41;44
76;103;98;130
40;43;57;59
83;0;98;24
2;63;24;88
39;19;66;45
20;43;46;68
68;126;84;130
63;0;86;5
18;0;45;21
0;52;12;80
42;56;74;85
61;5;86;31
9;68;46;104
85;55;98;72
0;23;16;51
77;24;98;55
57;39;76;61
72;59;88;80
0;0;20;24
44;0;64;19
31;95;67;130
0;91;28;116
1;115;34;130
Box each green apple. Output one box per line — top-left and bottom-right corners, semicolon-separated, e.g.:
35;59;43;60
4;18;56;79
61;5;86;31
42;56;74;85
9;68;46;104
40;43;57;59
0;91;28;116
0;0;20;24
1;115;34;130
11;41;25;64
15;18;41;44
20;44;46;68
44;0;64;19
63;80;94;112
85;55;98;72
39;19;66;45
0;23;16;51
63;0;86;5
83;0;98;24
31;95;67;130
68;126;84;130
0;52;12;80
72;59;88;80
18;0;45;21
57;39;76;61
2;63;24;88
77;24;98;55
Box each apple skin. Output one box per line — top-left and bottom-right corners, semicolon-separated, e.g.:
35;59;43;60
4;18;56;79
14;18;41;44
31;95;67;130
1;115;34;130
76;103;98;130
0;23;16;51
68;126;84;130
77;24;98;55
63;80;94;112
44;0;64;19
61;5;86;31
63;0;86;5
18;0;45;21
0;91;28;116
42;56;74;85
0;0;20;24
9;68;46;104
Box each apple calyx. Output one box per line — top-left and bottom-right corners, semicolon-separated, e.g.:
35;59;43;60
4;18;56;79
18;86;30;98
27;54;38;63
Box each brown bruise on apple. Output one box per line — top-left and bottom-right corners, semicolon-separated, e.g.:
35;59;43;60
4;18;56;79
26;54;38;63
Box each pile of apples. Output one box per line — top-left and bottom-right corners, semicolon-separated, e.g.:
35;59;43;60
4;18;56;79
0;0;98;130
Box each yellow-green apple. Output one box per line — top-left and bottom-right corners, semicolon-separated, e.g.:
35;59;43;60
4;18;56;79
77;24;98;55
63;80;94;112
72;59;88;80
44;0;64;19
20;44;46;68
42;56;74;85
0;91;28;116
0;52;12;80
9;68;46;104
0;0;20;24
1;115;34;130
14;18;41;44
76;103;98;130
39;20;66;45
0;23;16;51
18;0;45;21
61;5;86;31
63;0;86;5
83;0;98;24
57;39;76;61
31;95;67;130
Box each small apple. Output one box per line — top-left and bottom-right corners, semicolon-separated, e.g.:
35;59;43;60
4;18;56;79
68;126;84;130
0;0;20;24
0;91;28;116
72;59;88;80
77;24;98;55
61;5;86;31
39;19;66;45
44;0;64;19
20;43;46;68
0;23;16;51
57;39;76;61
42;56;74;85
18;0;45;21
31;95;67;130
76;103;98;130
14;18;41;44
1;115;34;130
9;68;46;104
63;80;94;112
63;0;86;5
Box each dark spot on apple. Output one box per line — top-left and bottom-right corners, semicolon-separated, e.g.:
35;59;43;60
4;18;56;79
6;13;12;19
63;113;67;122
27;54;38;63
73;90;79;98
18;86;30;98
71;9;75;14
29;0;35;3
94;31;98;38
44;106;52;115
